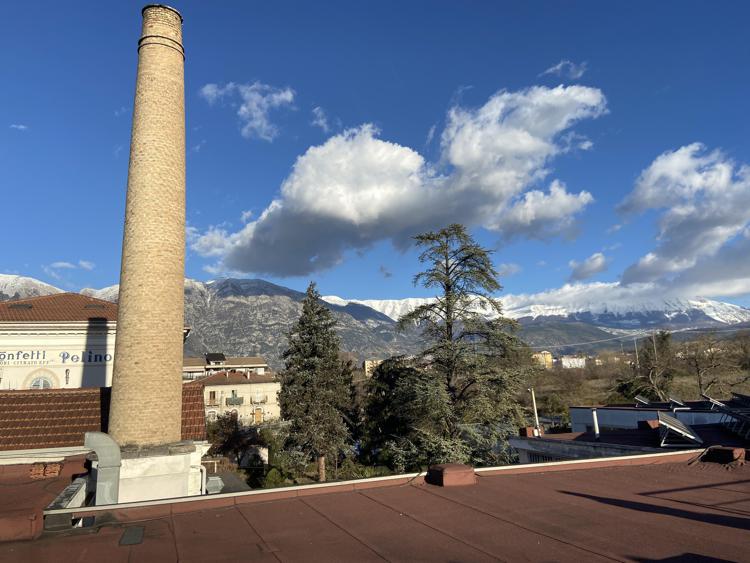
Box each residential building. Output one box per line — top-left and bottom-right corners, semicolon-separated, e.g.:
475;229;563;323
362;358;384;377
191;370;281;425
183;353;268;380
531;350;553;369
560;355;586;369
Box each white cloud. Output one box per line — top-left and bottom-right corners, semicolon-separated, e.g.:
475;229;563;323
240;210;254;223
498;263;522;277
568;252;609;281
311;106;330;133
114;106;128;117
49;261;76;269
540;60;588;80
9;124;28;131
192;85;606;276
619;143;750;284
200;81;295;141
191;139;207;153
78;260;95;271
425;124;437;145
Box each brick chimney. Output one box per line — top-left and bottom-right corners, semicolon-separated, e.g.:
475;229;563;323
109;5;186;447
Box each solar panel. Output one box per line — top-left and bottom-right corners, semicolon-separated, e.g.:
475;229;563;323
634;395;650;406
669;395;686;407
657;411;703;446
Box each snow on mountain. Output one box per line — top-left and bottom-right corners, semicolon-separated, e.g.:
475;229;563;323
80;284;120;302
0;274;63;300
325;282;750;326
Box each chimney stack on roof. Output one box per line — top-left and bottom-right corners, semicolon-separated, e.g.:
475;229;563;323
109;4;186;447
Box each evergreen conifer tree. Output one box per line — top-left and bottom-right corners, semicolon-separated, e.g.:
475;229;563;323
365;224;529;469
279;282;352;481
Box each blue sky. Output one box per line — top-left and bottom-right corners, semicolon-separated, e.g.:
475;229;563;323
2;1;749;305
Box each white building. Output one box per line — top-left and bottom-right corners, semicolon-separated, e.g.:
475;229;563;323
0;294;118;390
560;355;587;369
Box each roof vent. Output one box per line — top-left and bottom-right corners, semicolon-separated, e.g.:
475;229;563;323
9;303;32;309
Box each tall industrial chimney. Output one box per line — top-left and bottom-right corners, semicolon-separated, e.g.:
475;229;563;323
110;4;185;447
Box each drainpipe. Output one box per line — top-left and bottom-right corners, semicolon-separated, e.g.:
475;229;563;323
84;431;121;505
192;464;207;495
591;408;600;441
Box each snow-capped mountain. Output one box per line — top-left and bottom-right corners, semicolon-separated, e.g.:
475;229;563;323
324;281;750;327
0;274;63;301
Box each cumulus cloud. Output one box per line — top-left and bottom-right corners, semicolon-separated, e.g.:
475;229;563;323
540;60;588;80
619;143;750;285
311;106;330;133
498;263;522;277
568;252;609;281
200;81;295;141
191;85;607;277
240;210;254;223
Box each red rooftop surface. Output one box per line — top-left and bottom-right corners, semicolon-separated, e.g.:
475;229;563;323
186;370;277;386
1;458;747;561
0;293;118;323
0;386;205;451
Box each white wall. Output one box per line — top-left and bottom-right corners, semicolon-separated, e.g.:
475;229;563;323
0;322;116;390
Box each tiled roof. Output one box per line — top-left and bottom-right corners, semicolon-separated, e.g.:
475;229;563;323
224;356;267;366
0;293;118;323
0;386;205;451
183;357;206;367
189;370;277;386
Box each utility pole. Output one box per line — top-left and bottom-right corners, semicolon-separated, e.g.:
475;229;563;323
652;331;659;365
528;387;540;435
633;338;640;368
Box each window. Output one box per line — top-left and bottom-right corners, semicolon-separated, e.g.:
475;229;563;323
231;389;238;398
207;411;217;422
30;377;52;390
254;407;263;424
209;391;217;405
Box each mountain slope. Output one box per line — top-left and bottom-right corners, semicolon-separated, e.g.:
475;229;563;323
0;274;63;301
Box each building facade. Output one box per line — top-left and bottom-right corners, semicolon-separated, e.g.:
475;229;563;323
195;371;281;425
531;351;553;369
183;353;268;380
0;294;118;390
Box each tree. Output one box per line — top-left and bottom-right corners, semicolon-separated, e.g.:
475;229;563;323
616;331;675;401
366;224;528;468
279;282;353;482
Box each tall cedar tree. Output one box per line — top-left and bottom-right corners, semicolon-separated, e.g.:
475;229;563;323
279;282;352;482
382;224;527;468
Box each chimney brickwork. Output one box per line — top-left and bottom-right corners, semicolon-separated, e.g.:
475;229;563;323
110;5;185;446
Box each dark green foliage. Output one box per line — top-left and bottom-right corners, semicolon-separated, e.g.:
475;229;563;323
206;413;251;464
279;282;353;481
365;224;530;471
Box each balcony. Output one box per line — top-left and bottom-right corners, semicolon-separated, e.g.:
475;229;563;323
225;397;244;406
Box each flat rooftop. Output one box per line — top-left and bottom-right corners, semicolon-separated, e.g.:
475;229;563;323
1;458;747;561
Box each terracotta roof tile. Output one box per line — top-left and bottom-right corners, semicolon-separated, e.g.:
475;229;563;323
0;293;118;323
0;386;205;451
189;370;278;386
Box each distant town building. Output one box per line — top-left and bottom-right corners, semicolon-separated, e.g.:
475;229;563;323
191;370;281;425
362;359;384;377
560;355;586;369
531;351;553;369
183;353;268;380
